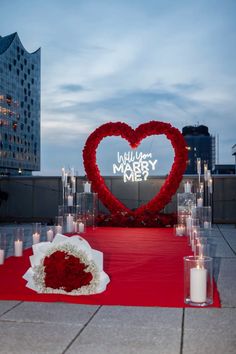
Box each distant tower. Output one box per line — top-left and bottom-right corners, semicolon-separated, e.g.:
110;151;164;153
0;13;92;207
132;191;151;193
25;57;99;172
0;32;40;175
182;125;215;174
232;144;236;174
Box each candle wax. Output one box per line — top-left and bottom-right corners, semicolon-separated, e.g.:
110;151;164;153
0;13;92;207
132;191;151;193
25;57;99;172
32;232;40;245
14;240;23;257
78;222;85;233
0;249;4;264
190;267;207;303
47;229;54;242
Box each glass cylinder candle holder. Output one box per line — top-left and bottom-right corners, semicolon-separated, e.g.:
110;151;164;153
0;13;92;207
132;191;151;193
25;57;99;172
195;242;211;258
54;216;63;234
184;256;213;306
185;216;193;236
0;231;6;265
175;224;185;236
190;225;201;250
177;193;196;226
14;227;24;257
58;205;65;217
76;214;86;234
46;226;54;242
191;206;212;228
184;180;192;193
83;181;91;193
67;194;74;207
32;223;41;245
65;213;75;233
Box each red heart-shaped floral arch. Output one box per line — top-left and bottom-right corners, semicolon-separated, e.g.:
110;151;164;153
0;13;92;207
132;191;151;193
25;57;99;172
83;121;188;216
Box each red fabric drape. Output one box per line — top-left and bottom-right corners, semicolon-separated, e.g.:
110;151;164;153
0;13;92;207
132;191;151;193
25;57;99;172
0;227;220;307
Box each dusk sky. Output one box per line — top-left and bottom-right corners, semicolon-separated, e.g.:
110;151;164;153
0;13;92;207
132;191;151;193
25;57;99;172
1;0;236;176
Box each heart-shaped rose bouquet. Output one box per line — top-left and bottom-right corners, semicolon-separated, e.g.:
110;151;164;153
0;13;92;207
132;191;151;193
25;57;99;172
83;121;188;217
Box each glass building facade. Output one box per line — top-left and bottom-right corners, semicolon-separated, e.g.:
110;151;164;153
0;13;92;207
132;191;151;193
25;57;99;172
182;125;216;174
0;32;40;175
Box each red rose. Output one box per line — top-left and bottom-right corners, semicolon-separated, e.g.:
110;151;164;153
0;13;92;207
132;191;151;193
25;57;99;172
43;251;93;292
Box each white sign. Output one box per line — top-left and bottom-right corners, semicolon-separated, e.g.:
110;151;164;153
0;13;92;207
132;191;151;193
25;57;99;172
112;151;158;183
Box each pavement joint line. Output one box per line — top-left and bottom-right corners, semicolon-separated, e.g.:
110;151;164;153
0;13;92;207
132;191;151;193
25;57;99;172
179;308;185;354
61;304;102;354
0;301;23;318
0;319;75;325
217;225;236;256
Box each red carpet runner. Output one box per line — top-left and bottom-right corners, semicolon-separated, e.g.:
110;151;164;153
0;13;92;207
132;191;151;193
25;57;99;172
0;227;221;307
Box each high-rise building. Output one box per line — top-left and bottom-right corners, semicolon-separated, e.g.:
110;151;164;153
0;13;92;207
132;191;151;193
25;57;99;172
0;32;40;175
182;125;215;174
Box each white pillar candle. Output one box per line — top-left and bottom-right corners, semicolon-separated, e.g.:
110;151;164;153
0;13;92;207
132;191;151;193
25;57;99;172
32;232;40;245
197;158;201;175
46;229;54;242
207;170;211;181
197;197;203;207
71;177;76;194
190;266;207;303
0;249;4;265
66;214;74;233
84;182;91;193
73;221;77;233
55;225;62;235
176;225;185;236
200;182;204;193
204;164;208;181
184;181;191;193
67;195;73;206
64;173;68;187
204;221;210;229
14;240;23;257
62;167;65;182
78;222;85;233
208;178;213;194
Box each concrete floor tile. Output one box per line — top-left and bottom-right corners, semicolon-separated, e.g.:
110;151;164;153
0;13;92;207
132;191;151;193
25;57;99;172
1;302;99;325
223;234;236;254
66;325;181;354
216;258;236;307
0;321;81;354
219;225;236;230
0;301;21;316
90;306;183;329
183;308;236;354
207;238;235;257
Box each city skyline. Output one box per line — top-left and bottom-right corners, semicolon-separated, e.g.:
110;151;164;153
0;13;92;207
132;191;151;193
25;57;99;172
1;0;236;176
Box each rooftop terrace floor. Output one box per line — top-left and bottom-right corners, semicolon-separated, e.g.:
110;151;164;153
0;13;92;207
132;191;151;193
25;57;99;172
0;224;235;354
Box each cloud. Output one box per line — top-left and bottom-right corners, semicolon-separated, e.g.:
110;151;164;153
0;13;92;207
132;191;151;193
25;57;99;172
59;84;87;93
2;0;236;175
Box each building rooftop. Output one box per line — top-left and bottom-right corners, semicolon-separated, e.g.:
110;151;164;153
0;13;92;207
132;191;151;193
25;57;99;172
182;125;210;136
0;32;16;54
0;223;235;353
232;144;236;156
